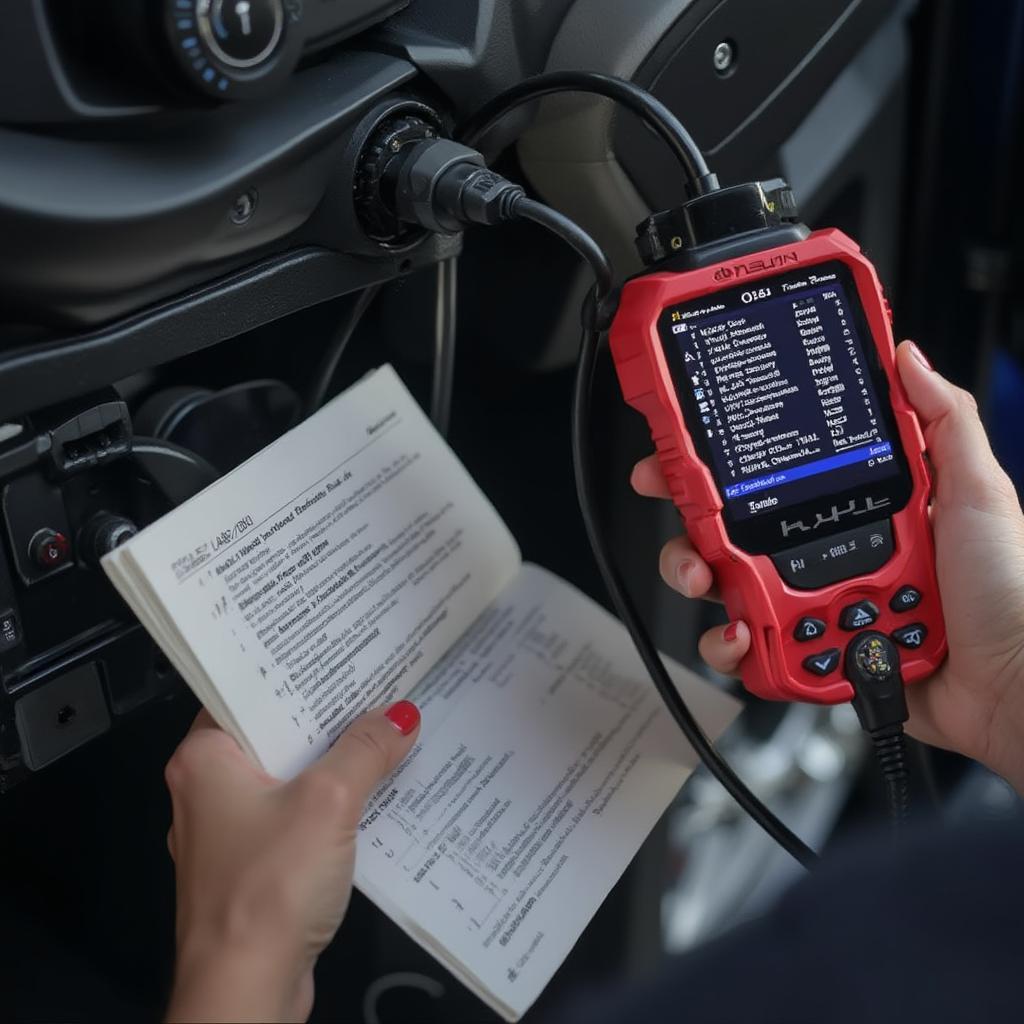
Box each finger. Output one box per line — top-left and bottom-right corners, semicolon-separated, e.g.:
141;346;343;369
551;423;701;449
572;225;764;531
186;708;220;736
903;673;968;757
902;683;949;752
630;455;671;499
658;535;720;601
697;621;751;676
311;701;421;810
895;340;1018;514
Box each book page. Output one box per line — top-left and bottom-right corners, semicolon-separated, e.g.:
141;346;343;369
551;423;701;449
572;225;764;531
104;366;521;779
354;563;741;1021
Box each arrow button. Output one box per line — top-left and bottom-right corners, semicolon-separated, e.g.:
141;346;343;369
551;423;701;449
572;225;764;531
892;623;928;649
803;648;841;676
794;617;827;642
840;600;880;631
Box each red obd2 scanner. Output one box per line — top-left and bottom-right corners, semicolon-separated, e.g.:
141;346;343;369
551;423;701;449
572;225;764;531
610;181;946;704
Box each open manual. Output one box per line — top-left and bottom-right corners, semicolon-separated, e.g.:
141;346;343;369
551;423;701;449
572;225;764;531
103;364;740;1021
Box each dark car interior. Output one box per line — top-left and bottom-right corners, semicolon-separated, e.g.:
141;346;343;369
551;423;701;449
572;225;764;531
1;1;1022;1020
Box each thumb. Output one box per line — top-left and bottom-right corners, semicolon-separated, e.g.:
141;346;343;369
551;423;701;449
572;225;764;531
895;340;1015;514
308;701;421;812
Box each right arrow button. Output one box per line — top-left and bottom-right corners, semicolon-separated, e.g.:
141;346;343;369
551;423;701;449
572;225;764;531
892;623;928;649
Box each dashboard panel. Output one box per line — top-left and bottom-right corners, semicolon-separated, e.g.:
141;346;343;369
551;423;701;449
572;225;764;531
1;0;412;119
0;0;914;794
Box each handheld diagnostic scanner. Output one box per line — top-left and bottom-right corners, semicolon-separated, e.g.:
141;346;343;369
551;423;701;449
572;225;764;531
610;182;947;705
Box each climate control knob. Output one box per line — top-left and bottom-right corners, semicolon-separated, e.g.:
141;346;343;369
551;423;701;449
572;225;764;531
165;0;295;100
198;0;284;69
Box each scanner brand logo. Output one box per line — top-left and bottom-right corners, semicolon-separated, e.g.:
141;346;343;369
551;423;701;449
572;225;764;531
717;251;800;281
780;496;891;538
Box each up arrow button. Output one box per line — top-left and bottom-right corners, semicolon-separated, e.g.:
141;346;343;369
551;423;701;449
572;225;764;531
840;600;880;631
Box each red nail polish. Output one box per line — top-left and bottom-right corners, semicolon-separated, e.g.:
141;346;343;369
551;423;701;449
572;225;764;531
907;341;933;371
385;700;420;736
723;621;739;643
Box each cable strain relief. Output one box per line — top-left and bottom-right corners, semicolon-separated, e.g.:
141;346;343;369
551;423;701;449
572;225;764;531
506;190;527;219
867;724;910;824
594;292;620;332
431;164;524;228
486;177;527;222
686;171;722;199
579;287;620;333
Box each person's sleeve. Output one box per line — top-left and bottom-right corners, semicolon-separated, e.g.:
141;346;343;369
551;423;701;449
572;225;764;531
547;817;1024;1024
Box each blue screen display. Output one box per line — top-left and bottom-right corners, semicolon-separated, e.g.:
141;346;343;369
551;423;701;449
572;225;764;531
666;266;901;521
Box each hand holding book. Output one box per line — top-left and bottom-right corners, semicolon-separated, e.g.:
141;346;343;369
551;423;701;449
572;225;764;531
165;701;422;1024
104;366;739;1019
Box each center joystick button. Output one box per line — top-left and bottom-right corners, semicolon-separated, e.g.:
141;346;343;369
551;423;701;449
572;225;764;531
840;600;879;631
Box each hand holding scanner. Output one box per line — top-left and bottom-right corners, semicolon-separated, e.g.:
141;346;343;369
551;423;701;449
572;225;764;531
610;184;947;705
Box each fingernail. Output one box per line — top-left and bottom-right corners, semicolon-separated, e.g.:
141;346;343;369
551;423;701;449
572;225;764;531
723;621;739;643
385;700;420;736
675;560;694;596
907;341;933;371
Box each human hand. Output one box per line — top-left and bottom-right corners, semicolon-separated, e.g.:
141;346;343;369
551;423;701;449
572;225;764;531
632;341;1024;790
163;701;421;1023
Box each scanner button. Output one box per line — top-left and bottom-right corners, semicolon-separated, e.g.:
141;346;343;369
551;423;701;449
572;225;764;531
892;623;928;649
794;617;826;642
890;586;921;612
840;600;879;631
803;648;841;676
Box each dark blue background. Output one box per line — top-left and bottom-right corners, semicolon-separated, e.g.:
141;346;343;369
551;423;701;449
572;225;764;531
674;276;901;520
